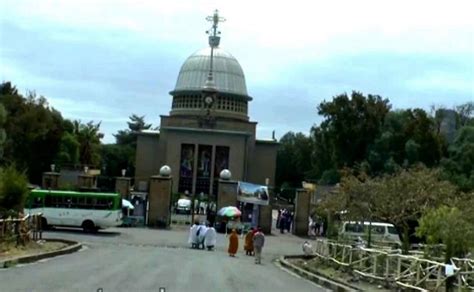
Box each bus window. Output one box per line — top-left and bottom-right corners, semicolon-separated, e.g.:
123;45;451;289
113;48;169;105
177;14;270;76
95;198;108;210
32;197;43;208
45;195;52;207
64;197;73;208
70;197;78;208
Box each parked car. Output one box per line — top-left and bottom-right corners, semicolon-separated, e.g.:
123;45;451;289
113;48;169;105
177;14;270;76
339;221;402;247
175;198;191;214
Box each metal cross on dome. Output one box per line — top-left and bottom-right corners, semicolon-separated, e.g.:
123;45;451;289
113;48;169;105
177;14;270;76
206;9;226;48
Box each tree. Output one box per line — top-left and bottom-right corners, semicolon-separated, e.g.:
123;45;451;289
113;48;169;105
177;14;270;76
0;165;29;215
0;82;64;183
0;104;6;161
441;125;474;191
275;132;313;189
416;206;474;261
102;115;154;178
317;91;391;168
323;166;459;250
56;131;80;167
100;144;135;177
455;102;474;128
74;121;103;167
114;114;152;146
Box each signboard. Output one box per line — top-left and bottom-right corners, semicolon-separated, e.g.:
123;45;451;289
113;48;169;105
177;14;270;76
237;182;269;206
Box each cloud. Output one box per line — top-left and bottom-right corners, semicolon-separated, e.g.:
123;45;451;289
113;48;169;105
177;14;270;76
1;0;472;143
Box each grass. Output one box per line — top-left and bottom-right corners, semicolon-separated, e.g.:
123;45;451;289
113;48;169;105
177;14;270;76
289;257;391;292
0;240;68;261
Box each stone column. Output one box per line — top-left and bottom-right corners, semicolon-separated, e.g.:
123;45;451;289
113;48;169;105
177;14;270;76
258;204;273;234
42;172;60;189
148;166;172;228
217;179;238;211
115;177;131;198
294;189;311;236
77;174;95;190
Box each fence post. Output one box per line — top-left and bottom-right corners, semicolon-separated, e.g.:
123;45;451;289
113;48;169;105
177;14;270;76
349;248;353;266
373;255;377;275
397;257;401;280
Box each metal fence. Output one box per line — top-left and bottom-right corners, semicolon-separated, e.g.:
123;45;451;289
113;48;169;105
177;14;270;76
0;213;43;246
311;239;474;291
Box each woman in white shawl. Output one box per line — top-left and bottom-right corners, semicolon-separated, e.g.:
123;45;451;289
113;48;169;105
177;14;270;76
204;223;217;251
188;221;207;249
188;221;200;248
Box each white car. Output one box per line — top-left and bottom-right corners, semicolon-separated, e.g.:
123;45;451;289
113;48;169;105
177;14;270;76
176;198;191;214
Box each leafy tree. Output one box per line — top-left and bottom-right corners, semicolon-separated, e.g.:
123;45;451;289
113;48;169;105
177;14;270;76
416;206;474;261
455;102;474;128
100;115;153;178
73;121;103;167
317;91;391;168
0;104;6;160
0;82;64;183
441;126;474;191
323;166;459;250
275;132;313;189
0;165;29;215
101;144;135;177
114;114;152;146
56;131;80;167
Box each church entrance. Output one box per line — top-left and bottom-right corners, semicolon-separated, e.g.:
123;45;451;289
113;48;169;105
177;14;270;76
178;143;229;197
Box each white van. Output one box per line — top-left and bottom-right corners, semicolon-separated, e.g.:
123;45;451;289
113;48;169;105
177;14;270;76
339;221;401;247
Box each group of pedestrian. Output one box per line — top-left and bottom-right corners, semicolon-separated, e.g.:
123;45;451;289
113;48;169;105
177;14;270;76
277;209;293;234
188;222;266;265
228;227;265;264
188;221;217;251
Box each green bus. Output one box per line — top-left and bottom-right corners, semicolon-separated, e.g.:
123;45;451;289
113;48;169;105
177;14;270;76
25;189;123;232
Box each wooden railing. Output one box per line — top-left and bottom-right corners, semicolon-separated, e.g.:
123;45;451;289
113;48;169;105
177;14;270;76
311;239;473;291
0;213;43;246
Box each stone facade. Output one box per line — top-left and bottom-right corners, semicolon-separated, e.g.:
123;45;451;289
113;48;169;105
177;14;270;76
148;175;173;227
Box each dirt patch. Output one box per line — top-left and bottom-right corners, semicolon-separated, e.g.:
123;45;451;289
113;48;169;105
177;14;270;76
0;241;68;261
288;257;392;292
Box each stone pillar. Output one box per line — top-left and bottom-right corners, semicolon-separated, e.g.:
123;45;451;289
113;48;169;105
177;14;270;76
294;189;311;236
258;204;273;234
217;179;238;211
77;174;96;191
115;177;131;198
42;172;60;189
148;166;172;228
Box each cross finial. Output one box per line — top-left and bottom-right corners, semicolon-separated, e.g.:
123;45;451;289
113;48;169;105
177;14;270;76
206;9;226;47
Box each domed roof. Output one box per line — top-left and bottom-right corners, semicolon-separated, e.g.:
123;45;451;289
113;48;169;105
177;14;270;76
171;47;250;98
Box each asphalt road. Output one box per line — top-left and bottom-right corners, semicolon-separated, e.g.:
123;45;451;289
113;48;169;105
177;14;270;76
0;227;326;292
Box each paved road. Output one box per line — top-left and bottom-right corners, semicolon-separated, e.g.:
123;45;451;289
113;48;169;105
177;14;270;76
0;227;325;292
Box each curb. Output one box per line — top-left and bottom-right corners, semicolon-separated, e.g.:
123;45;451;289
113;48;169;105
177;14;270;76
278;255;360;292
1;238;82;268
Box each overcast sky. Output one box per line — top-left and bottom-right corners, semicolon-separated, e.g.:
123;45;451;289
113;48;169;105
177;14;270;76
1;0;473;143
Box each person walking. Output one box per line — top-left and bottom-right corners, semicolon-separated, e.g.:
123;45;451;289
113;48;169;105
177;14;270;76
279;210;287;234
253;227;265;264
204;223;217;251
228;229;239;257
244;227;255;256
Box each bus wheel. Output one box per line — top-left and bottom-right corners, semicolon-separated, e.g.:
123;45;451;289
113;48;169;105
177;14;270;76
82;220;96;233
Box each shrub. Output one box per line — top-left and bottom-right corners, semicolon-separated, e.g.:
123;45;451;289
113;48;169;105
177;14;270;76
0;165;29;216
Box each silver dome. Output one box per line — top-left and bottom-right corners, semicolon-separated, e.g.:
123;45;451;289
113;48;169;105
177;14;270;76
172;47;249;98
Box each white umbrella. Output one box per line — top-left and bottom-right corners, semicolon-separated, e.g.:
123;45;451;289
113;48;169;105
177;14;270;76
122;199;135;209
